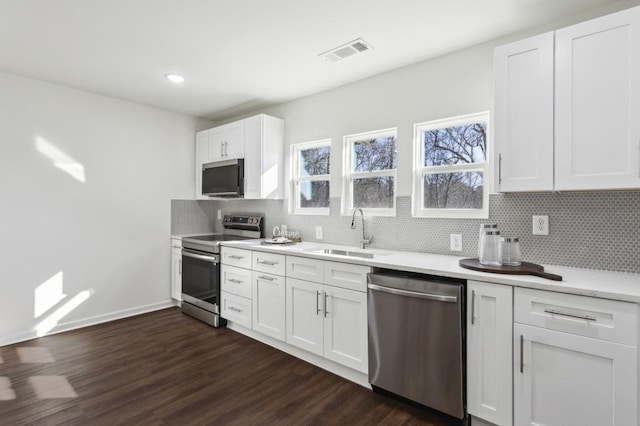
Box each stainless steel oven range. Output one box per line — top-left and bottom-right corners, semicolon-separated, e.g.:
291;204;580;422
180;215;263;327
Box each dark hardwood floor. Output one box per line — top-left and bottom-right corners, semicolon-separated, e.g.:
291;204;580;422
0;308;455;425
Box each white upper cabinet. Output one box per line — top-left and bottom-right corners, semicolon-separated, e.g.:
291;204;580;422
555;7;640;190
208;120;245;162
243;114;284;199
194;114;284;200
494;6;640;192
494;32;554;192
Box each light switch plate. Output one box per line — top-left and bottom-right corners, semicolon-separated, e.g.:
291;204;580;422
533;215;549;235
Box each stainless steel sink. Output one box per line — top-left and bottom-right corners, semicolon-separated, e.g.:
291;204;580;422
315;248;376;259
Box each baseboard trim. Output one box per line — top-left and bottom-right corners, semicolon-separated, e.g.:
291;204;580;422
0;300;178;347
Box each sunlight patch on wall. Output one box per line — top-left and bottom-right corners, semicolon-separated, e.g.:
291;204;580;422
34;272;67;318
35;289;94;337
35;136;86;183
263;163;279;197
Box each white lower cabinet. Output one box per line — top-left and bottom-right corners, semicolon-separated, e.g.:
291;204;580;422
285;277;368;373
513;288;638;426
252;271;286;341
467;281;513;426
285;277;324;356
322;284;367;372
171;238;182;301
220;291;252;328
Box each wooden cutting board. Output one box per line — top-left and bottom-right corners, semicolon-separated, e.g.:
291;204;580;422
459;258;562;281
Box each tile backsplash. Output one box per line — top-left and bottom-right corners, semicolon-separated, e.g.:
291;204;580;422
172;191;640;274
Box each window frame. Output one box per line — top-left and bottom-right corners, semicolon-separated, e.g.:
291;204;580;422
342;128;398;217
412;112;491;219
290;139;331;216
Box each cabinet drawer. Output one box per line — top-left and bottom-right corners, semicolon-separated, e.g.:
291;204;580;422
253;251;285;276
323;261;371;292
514;287;638;346
286;256;324;282
221;265;252;299
220;291;251;328
221;247;252;269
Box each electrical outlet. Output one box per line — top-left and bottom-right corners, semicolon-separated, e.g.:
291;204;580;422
450;234;462;252
315;226;323;240
533;215;549;235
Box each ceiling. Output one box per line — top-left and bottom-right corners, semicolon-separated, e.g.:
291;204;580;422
0;0;631;121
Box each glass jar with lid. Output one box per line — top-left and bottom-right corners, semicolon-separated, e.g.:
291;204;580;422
479;230;502;266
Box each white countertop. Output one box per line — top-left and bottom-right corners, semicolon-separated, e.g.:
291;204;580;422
217;239;640;303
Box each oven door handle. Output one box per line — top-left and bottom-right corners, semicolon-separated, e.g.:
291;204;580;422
182;250;219;264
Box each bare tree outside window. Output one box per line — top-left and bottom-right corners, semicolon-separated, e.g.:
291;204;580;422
292;141;331;213
345;132;397;211
413;113;490;218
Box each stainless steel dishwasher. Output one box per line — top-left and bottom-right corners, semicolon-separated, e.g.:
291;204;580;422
368;270;466;421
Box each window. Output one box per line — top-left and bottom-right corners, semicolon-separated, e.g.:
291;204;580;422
290;139;331;215
343;128;397;216
413;112;490;218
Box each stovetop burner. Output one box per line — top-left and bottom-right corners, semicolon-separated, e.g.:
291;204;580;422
181;214;263;254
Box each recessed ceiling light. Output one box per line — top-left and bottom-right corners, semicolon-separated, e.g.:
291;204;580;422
165;73;185;84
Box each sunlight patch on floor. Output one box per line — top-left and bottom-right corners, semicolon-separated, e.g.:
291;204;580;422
0;377;16;400
28;376;78;399
16;347;55;363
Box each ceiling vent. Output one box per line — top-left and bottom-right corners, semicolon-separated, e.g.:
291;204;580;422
319;38;372;62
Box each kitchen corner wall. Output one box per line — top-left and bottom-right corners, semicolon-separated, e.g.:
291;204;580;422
172;191;640;274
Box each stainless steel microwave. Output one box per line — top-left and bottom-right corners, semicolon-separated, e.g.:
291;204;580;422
202;159;245;197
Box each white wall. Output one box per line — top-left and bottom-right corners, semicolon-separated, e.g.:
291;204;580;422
0;71;197;345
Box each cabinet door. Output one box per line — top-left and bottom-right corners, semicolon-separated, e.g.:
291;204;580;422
494;32;554;192
195;131;209;199
555;7;640;190
514;323;637;426
252;271;285;341
207;126;226;162
285;278;324;356
171;246;182;301
223;120;245;159
323;285;368;373
467;281;512;426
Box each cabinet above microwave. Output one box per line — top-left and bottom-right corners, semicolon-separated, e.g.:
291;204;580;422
195;114;284;200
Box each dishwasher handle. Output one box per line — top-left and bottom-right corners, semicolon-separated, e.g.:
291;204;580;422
367;283;458;303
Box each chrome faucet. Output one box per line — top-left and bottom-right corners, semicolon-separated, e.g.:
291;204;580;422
350;208;372;249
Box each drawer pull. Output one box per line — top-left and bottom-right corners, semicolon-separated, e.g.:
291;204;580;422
228;278;243;284
258;260;278;266
544;309;597;322
228;255;245;260
258;275;275;281
228;306;243;313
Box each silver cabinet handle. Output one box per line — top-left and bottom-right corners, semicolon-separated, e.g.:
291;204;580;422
228;278;243;284
258;275;275;281
220;142;224;157
498;153;503;185
544;309;596;322
229;306;242;313
257;260;278;266
324;292;329;318
179;259;182;274
367;283;458;303
316;290;321;315
520;334;524;373
471;290;476;325
228;255;245;260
